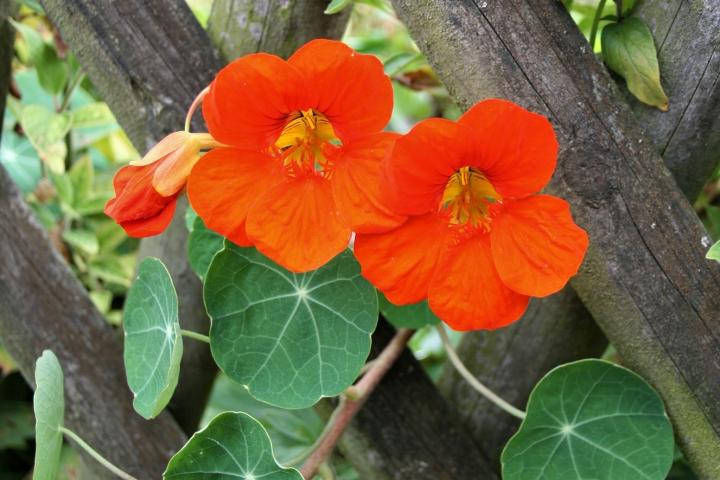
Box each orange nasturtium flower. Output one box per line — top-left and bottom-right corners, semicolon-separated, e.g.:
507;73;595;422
187;39;401;272
104;107;222;237
354;99;589;331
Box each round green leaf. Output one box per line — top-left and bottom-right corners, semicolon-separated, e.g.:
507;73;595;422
379;293;439;329
33;350;65;480
188;216;224;280
20;105;71;174
502;359;674;480
601;17;668;111
123;257;183;419
164;411;302;480
205;244;378;408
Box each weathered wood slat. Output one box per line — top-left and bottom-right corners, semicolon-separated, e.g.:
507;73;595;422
0;164;187;477
208;0;348;61
440;0;720;470
391;0;720;477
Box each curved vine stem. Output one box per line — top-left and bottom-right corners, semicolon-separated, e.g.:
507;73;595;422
59;426;138;480
299;328;414;479
588;0;608;51
436;324;526;420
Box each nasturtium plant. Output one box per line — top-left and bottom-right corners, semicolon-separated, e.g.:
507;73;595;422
188;215;224;280
706;240;720;262
123;257;183;419
379;293;439;329
602;17;668;111
32;350;65;480
502;359;674;480
204;244;378;409
164;412;302;480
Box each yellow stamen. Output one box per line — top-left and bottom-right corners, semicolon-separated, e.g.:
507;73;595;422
440;166;502;228
275;109;339;173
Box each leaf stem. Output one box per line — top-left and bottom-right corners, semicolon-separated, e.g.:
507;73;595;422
588;0;608;51
436;324;526;420
59;426;138;480
180;329;210;344
299;328;414;479
615;0;623;20
59;70;85;112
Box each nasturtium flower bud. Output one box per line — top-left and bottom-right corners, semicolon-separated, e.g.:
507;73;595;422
104;130;221;237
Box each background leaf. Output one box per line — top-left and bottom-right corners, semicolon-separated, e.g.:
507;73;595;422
21;105;70;173
379;293;439;329
502;359;674;480
164;411;302;480
33;350;65;480
123;258;183;419
205;245;378;408
188;216;224;280
602;17;668;110
706;240;720;262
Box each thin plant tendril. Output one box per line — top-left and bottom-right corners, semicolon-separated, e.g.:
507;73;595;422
59;426;139;480
436;324;526;419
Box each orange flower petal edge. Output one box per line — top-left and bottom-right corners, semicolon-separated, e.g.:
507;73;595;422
356;99;588;331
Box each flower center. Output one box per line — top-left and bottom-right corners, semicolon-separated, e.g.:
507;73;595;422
440;166;502;228
275;109;339;174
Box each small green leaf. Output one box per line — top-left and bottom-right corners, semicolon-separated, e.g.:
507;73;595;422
325;0;353;14
188;216;224;280
33;350;65;480
164;411;302;480
502;359;674;480
205;244;378;408
123;258;183;419
71;102;116;129
602;17;669;111
379;293;439;329
62;229;99;256
9;19;67;94
69;156;94;206
706;240;720;262
21;105;71;174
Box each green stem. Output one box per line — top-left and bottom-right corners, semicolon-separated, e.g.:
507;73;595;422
284;396;348;467
615;0;623;20
588;0;608;51
59;426;138;480
436;325;526;420
59;70;85;112
180;329;210;343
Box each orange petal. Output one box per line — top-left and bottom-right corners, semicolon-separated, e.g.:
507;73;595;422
429;235;529;331
354;213;449;304
458;99;558;199
202;53;306;150
288;39;392;142
331;132;406;234
105;165;171;224
131;131;191;167
382;117;470;216
187;148;280;246
490;195;588;297
119;199;177;237
246;176;351;272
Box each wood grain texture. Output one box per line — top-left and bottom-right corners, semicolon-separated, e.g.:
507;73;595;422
208;0;348;60
391;0;720;477
318;320;499;480
39;0;224;436
439;0;720;471
0;166;187;478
